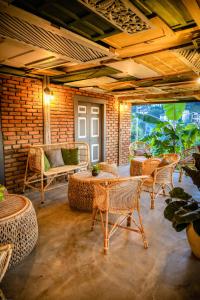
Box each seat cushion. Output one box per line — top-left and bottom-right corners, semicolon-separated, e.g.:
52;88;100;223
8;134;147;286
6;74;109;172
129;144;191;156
158;158;172;167
61;148;79;165
44;154;51;172
45;149;64;168
134;149;151;156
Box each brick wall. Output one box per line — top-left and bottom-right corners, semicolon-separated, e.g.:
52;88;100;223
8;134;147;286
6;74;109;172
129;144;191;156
119;103;131;165
0;74;130;193
0;75;43;192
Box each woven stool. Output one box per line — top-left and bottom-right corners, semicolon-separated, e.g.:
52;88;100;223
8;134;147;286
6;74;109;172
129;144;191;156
0;194;38;267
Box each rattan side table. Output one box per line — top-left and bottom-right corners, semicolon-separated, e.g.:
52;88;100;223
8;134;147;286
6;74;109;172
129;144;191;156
68;171;115;211
0;194;38;267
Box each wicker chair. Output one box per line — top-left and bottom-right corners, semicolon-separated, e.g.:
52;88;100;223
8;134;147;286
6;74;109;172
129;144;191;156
0;244;12;282
161;153;180;163
143;162;177;209
98;162;119;177
178;146;199;182
142;157;161;175
129;141;150;157
91;176;148;254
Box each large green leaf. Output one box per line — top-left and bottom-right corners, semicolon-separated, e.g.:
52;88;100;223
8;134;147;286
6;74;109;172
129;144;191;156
135;113;162;124
174;208;200;224
163;103;186;121
164;200;188;221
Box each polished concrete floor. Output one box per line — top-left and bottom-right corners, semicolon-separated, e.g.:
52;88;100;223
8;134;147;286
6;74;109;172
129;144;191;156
1;166;200;300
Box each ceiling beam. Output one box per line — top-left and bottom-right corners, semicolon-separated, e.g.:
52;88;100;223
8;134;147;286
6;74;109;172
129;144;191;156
118;89;200;100
182;0;200;28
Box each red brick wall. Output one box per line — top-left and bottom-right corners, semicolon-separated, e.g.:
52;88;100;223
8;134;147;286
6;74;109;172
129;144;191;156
0;74;130;192
119;103;131;165
0;75;43;192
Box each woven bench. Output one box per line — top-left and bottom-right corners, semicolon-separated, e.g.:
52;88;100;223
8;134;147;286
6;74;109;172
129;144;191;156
24;142;90;203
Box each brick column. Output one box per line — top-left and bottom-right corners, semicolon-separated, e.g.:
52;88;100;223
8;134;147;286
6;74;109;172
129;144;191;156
118;102;131;165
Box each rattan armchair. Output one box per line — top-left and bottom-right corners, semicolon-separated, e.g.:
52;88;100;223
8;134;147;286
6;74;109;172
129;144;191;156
129;141;151;157
0;244;12;282
91;176;148;254
178;146;199;182
98;162;119;176
161;153;180;163
143;162;177;209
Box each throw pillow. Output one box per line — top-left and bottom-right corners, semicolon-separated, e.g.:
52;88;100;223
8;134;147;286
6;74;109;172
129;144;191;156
44;154;51;172
134;149;146;156
45;149;64;168
61;148;79;165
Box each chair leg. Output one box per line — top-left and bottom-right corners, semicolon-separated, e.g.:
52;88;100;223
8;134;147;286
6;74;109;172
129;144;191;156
91;208;98;231
41;174;44;204
137;211;148;249
150;191;155;209
127;213;132;227
162;184;166;196
104;210;109;255
179;168;183;182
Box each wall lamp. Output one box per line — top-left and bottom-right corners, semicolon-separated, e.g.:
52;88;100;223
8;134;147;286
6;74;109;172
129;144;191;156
120;101;128;112
44;86;54;104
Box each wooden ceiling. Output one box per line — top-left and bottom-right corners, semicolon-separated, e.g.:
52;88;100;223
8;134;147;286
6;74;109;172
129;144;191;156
0;0;200;104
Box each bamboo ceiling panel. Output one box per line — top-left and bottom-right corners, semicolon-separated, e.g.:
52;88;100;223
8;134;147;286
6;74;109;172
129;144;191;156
134;51;193;75
102;17;173;48
115;26;199;58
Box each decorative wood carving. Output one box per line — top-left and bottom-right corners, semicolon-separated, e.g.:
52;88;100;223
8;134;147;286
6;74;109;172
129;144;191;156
78;0;151;34
173;48;200;74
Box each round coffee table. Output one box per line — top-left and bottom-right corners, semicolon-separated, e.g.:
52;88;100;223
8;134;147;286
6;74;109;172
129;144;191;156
0;194;38;267
68;171;115;211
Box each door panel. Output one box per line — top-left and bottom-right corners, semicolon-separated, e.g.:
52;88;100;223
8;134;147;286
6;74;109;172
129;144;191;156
76;102;102;163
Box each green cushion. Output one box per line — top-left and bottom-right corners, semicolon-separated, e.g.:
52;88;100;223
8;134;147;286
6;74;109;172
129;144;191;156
44;154;51;171
61;148;79;165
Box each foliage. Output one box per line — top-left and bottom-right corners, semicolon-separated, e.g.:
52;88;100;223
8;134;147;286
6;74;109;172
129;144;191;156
0;185;6;201
164;155;200;236
92;164;100;172
134;110;199;155
164;188;200;236
131;102;200;155
163;103;186;121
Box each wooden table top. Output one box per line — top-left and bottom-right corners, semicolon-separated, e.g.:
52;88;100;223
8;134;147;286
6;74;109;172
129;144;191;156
0;194;29;221
70;170;116;182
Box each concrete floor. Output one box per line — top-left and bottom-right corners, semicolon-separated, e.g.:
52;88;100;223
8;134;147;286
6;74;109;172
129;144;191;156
1;165;200;300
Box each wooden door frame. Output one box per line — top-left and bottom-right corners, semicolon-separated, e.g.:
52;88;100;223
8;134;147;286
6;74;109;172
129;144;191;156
74;95;106;162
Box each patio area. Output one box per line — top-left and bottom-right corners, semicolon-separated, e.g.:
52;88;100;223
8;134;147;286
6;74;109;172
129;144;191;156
1;167;200;300
0;1;200;300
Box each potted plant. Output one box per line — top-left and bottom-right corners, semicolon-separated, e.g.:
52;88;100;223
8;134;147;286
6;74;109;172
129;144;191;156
91;164;100;177
0;184;6;202
164;153;200;258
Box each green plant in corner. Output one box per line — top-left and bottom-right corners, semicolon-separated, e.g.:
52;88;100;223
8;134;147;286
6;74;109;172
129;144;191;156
0;185;6;202
164;153;200;258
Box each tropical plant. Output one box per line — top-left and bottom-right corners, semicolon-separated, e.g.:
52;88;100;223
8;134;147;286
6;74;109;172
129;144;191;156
164;187;200;236
133;103;200;155
164;153;200;237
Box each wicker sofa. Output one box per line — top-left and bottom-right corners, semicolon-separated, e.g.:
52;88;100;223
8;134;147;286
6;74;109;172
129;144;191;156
24;142;90;203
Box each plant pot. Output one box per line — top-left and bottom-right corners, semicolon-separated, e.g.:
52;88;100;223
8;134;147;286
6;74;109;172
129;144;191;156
92;170;99;177
186;223;200;259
